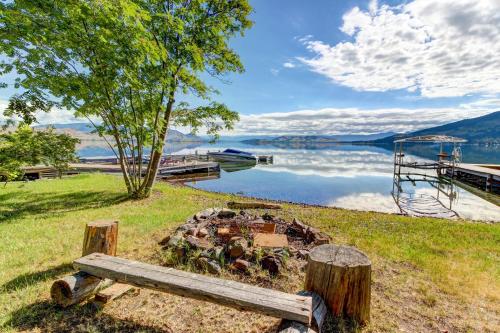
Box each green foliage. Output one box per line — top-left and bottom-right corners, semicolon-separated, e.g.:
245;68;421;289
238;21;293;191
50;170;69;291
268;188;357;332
0;125;79;181
0;0;253;198
2;91;54;128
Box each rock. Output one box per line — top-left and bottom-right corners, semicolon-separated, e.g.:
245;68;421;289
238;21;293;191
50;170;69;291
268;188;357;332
197;227;209;238
158;235;171;246
261;255;282;275
306;227;330;245
199;248;213;259
218;208;236;219
186;228;198;237
231;259;250;272
291;218;308;236
185;235;213;251
213;246;225;263
167;235;184;248
195;208;220;221
176;223;197;233
298;249;310;260
262;213;274;221
228;236;248;258
197;257;222;274
312;233;330;245
288;246;298;256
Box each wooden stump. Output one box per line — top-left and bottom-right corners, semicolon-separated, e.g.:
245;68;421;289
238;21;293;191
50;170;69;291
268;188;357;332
82;220;118;257
51;220;119;307
305;244;371;325
50;271;113;307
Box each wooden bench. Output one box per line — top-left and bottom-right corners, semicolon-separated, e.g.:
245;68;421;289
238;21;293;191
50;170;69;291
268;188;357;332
74;253;312;324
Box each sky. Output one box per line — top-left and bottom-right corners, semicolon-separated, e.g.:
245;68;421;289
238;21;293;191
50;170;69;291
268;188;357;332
1;0;500;136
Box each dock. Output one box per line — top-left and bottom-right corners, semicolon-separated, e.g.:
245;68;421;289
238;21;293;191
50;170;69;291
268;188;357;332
443;162;500;194
23;161;220;181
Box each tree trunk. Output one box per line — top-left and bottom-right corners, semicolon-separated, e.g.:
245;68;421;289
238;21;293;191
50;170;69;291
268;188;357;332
82;220;118;257
305;244;371;325
140;98;174;197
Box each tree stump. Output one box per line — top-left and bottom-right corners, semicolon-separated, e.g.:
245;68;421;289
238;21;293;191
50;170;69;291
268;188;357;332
305;244;371;325
52;221;119;307
82;220;118;257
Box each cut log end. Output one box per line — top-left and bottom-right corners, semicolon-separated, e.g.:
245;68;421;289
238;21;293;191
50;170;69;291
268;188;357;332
50;271;112;307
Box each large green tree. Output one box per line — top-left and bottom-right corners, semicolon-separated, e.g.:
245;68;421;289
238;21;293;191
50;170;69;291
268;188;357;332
0;0;252;198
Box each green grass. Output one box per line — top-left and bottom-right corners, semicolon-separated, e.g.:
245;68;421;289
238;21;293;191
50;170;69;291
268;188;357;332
0;174;499;332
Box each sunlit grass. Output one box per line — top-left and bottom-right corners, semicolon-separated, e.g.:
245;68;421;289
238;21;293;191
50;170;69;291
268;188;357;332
0;174;498;332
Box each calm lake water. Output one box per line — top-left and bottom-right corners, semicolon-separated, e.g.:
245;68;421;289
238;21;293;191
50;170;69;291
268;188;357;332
79;141;500;222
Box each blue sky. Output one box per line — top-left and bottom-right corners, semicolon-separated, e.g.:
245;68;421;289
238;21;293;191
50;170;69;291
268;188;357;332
1;0;499;136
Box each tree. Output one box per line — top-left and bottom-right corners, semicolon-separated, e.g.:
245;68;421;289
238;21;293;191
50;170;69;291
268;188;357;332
0;0;252;198
0;124;79;182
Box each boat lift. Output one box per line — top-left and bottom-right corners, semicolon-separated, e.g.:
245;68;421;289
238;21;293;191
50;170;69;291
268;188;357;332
391;135;467;218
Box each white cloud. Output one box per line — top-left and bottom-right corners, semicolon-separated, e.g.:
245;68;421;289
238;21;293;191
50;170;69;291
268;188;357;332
226;102;497;136
0;99;95;125
270;68;280;76
299;0;500;98
283;62;296;68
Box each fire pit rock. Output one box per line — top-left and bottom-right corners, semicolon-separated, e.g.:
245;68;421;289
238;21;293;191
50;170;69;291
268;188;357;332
159;208;330;276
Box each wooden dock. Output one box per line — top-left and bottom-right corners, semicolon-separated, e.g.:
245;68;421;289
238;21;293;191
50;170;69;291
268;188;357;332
23;161;220;180
443;162;500;194
70;162;220;179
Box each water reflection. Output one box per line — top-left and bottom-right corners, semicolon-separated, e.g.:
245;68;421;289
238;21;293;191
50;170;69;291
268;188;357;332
184;143;500;222
77;141;500;222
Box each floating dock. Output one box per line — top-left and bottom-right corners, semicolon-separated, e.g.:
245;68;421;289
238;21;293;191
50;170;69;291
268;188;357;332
23;161;220;180
443;162;500;194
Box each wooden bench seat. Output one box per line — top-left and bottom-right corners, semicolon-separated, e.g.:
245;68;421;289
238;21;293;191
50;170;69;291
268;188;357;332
74;253;312;324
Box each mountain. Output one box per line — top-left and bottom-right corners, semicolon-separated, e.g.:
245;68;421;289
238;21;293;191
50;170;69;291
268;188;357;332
34;123;204;143
242;132;395;146
372;111;500;144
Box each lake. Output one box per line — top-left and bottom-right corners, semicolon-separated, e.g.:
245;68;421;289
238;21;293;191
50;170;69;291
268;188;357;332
79;141;500;222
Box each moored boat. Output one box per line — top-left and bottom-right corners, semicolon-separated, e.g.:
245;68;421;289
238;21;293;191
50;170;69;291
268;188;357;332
207;149;257;162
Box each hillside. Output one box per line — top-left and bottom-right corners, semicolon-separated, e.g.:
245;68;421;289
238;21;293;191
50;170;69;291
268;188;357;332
373;111;500;144
34;123;204;143
242;133;395;146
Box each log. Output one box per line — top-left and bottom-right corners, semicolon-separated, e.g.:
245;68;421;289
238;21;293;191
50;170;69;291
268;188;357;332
227;201;282;210
50;271;113;307
278;291;327;333
82;220;118;257
75;253;312;324
305;244;371;325
51;220;119;307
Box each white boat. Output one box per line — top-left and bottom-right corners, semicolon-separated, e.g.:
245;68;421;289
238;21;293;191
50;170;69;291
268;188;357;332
207;149;257;162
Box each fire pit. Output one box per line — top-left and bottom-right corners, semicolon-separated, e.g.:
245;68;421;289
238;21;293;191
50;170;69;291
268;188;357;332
159;207;330;276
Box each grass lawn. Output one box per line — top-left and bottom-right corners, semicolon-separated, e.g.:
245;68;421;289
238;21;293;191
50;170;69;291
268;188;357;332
0;174;499;332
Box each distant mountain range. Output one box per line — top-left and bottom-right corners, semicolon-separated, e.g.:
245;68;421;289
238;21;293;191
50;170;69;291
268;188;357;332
372;111;500;145
34;123;204;143
242;133;395;147
241;111;499;147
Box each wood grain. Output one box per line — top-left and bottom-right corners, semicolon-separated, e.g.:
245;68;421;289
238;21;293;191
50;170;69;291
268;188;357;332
74;253;312;324
82;221;118;257
305;244;371;325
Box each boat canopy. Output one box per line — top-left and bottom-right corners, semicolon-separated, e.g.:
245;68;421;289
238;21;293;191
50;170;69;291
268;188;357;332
222;149;253;156
394;135;467;143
